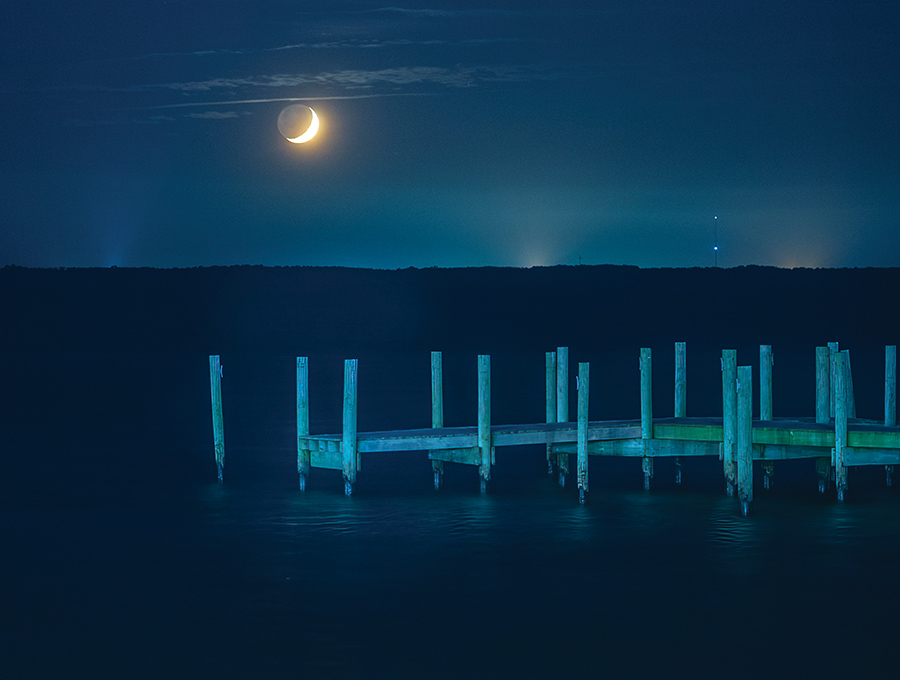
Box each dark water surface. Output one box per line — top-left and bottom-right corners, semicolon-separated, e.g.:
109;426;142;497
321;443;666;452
3;347;900;679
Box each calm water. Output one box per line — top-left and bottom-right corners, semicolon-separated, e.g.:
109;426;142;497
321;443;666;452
3;351;900;678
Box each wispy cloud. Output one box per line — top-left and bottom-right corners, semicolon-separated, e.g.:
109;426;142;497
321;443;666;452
124;64;584;95
138;36;531;60
183;111;241;119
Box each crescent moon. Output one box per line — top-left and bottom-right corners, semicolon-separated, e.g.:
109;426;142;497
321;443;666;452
287;107;319;144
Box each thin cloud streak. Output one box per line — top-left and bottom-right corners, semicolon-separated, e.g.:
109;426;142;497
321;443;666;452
138;36;530;60
128;91;438;111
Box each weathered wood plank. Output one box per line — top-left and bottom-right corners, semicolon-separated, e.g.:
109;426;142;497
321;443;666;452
431;351;444;487
428;447;481;465
545;351;557;474
568;438;720;458
209;355;225;482
722;349;737;495
297;357;310;489
816;346;830;425
478;354;491;488
342;359;358;494
556;346;569;485
674;342;687;484
845;447;900;466
760;345;773;421
886;345;897;427
653;421;723;442
311;447;343;470
675;342;687;418
835;350;849;501
577;362;589;501
737;365;753;515
641;347;653;488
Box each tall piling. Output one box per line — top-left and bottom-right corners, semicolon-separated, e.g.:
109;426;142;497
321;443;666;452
431;351;444;489
556;346;569;486
722;350;737;496
816;347;831;424
886;345;897;487
577;362;590;504
846;350;857;419
815;347;832;492
675;342;687;417
342;359;359;496
641;348;653;490
297;357;310;490
736;365;753;515
545;351;557;475
828;342;839;419
478;355;492;492
674;341;686;484
886;345;897;427
760;345;775;489
834;351;848;502
760;345;773;421
209;355;225;483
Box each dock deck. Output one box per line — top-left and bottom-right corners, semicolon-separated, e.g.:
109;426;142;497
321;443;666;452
210;342;900;514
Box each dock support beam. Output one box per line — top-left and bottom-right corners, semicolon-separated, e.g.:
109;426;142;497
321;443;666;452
209;355;225;483
886;345;896;487
829;342;839;419
478;355;492;493
431;351;444;490
834;351;848;502
816;347;831;424
641;348;653;490
546;351;557;475
760;345;774;490
760;345;773;421
815;346;832;493
556;347;569;487
577;362;590;504
674;341;686;485
297;357;310;490
737;365;753;515
722;350;737;496
342;359;358;496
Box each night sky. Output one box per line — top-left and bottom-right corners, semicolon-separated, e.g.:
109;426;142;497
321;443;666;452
3;1;898;269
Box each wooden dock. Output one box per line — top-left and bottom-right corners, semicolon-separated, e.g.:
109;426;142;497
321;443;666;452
210;343;900;515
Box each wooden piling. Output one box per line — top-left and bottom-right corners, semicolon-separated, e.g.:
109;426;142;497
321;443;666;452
759;344;774;489
674;342;686;484
828;342;839;419
722;350;737;496
846;350;857;419
209;355;225;483
816;347;831;424
886;345;897;427
886;345;896;487
545;351;557;475
577;362;589;504
431;351;444;489
641;348;653;490
556;347;569;486
297;357;310;490
760;345;773;421
834;351;848;502
736;365;753;515
342;359;359;496
478;354;492;492
674;342;687;418
815;346;832;492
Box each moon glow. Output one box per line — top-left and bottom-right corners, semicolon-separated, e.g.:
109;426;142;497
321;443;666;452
278;105;319;144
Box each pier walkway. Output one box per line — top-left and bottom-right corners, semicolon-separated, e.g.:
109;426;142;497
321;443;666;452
209;343;900;515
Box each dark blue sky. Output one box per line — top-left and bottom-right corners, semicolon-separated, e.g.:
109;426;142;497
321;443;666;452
2;1;898;268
